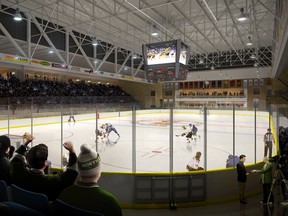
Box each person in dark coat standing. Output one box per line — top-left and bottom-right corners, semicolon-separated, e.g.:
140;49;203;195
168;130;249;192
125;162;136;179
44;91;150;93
0;135;14;185
237;154;249;204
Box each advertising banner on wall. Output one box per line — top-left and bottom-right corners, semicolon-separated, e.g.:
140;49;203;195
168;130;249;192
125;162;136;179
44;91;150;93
0;52;147;83
0;54;29;64
51;62;68;70
69;66;81;72
31;59;51;67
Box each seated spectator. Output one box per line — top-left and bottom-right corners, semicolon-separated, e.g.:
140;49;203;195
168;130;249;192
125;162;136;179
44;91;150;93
0;135;14;185
0;76;137;105
10;134;78;201
58;144;122;216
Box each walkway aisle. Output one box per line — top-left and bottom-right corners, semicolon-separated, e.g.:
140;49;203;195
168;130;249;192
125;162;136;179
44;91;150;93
122;193;287;216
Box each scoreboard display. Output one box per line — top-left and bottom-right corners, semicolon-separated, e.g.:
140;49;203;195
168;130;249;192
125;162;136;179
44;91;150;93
143;39;189;83
147;66;175;81
146;64;188;82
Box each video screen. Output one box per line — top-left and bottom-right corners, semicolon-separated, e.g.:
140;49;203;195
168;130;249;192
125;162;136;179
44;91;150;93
145;41;177;65
179;42;188;65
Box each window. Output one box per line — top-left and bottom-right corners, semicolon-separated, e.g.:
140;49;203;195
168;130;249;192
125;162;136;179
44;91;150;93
165;90;172;96
253;88;260;95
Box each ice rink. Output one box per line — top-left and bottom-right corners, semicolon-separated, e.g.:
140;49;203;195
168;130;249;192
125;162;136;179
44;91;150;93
0;109;272;172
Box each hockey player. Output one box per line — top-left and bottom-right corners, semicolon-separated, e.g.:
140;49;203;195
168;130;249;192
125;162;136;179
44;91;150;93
96;124;107;142
105;123;120;137
68;113;76;123
187;124;199;142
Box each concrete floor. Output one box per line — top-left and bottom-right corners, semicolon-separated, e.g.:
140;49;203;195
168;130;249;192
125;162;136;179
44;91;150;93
122;192;288;216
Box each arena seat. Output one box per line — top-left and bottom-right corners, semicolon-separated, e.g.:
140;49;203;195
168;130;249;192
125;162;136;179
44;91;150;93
53;199;104;216
0;180;8;202
0;201;45;216
10;184;50;214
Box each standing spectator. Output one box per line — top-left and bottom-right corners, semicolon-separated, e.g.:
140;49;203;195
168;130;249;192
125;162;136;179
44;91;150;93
58;144;122;216
251;157;274;205
186;151;204;171
237;154;249;204
10;134;78;201
264;128;275;158
0;135;13;185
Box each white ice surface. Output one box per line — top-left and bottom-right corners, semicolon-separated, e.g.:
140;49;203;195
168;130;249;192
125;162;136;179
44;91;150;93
1;110;272;172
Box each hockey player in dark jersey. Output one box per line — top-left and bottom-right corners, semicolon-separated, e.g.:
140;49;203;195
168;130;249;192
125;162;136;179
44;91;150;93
105;123;120;137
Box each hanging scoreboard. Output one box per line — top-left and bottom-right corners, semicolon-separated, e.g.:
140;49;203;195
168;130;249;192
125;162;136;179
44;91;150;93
142;39;190;82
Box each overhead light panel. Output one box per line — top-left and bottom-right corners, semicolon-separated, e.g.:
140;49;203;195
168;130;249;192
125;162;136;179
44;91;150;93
92;38;98;46
246;36;253;46
132;53;138;59
151;31;159;36
14;8;22;21
237;8;248;21
151;25;159;36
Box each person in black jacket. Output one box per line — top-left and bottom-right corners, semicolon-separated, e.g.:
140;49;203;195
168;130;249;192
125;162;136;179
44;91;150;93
10;134;78;201
0;135;14;185
237;154;249;204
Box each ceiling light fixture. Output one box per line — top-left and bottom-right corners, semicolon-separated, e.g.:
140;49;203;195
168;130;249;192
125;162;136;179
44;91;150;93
199;58;204;64
237;8;248;21
211;65;215;70
132;53;138;59
246;36;253;46
151;25;159;36
14;8;22;21
92;38;98;46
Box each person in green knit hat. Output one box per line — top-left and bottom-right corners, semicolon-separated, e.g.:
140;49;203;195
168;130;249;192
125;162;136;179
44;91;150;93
58;143;122;216
10;134;78;201
251;156;274;205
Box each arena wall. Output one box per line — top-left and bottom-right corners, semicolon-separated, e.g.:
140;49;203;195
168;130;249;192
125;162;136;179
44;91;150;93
98;162;264;209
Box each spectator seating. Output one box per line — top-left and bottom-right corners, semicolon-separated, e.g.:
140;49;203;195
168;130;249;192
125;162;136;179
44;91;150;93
0;201;45;216
10;184;50;215
0;180;8;202
0;76;137;106
53;199;104;216
1;181;108;215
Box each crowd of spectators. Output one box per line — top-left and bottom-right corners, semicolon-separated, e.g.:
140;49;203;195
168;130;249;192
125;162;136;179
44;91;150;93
0;74;137;105
0;133;122;215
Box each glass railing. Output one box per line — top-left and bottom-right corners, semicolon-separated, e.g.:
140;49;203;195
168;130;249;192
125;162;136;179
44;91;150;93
0;97;285;173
